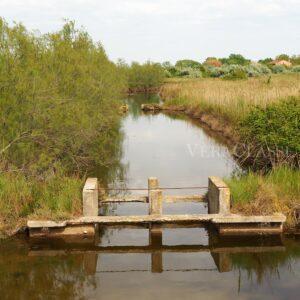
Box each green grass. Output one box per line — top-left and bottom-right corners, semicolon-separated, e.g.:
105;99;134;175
0;172;83;234
226;167;300;227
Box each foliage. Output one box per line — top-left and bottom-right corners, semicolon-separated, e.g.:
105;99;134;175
175;59;202;69
0;18;126;178
291;55;300;66
271;64;288;74
220;53;251;66
276;54;290;61
258;58;273;65
222;67;248;80
292;65;300;73
240;97;300;154
0;18;127;229
126;61;165;91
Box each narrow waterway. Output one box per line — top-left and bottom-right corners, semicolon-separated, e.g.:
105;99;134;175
0;94;299;299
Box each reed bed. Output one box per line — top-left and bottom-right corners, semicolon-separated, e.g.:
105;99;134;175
161;74;300;123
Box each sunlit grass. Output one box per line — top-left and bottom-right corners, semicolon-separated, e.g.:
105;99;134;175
161;74;300;123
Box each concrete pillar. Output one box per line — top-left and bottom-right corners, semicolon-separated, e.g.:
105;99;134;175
148;177;162;215
83;178;99;217
208;177;230;214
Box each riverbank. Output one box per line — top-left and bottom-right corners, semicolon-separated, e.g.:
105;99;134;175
160;75;300;230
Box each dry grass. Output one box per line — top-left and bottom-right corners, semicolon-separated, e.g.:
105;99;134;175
161;74;300;123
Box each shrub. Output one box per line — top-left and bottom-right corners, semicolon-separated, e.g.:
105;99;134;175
272;65;288;74
175;59;201;69
222;66;248;80
240;97;300;154
245;63;271;77
127;61;165;90
291;65;300;73
220;54;251;66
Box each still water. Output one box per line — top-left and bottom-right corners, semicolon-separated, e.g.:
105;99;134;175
0;94;299;299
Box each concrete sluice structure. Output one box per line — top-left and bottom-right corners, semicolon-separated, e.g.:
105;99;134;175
28;176;286;238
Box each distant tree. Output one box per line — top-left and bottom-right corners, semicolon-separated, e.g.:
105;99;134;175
220;54;250;66
175;59;201;69
276;54;290;61
258;58;273;65
290;55;300;65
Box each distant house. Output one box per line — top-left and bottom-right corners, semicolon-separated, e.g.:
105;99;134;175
270;60;292;67
204;58;222;67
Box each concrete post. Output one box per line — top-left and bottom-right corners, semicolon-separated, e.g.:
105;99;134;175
148;177;162;215
208;177;230;214
83;178;99;217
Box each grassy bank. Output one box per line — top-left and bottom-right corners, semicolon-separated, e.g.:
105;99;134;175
226;167;300;229
161;75;300;229
0;172;83;236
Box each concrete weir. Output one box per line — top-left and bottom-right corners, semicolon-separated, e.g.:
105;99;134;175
28;176;286;238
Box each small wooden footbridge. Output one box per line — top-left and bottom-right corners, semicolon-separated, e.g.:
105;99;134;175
28;176;286;238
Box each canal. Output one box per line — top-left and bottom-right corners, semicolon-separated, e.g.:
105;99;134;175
0;94;299;299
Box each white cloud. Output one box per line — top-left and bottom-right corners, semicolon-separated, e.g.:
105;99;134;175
0;0;299;62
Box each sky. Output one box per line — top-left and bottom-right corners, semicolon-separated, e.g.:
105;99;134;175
0;0;299;63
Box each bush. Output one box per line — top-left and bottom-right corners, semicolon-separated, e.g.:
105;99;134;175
244;63;271;77
272;65;288;74
291;65;300;73
240;97;300;154
175;59;201;69
222;66;248;80
127;61;165;90
177;67;202;78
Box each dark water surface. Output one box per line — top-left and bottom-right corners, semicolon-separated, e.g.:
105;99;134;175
0;94;299;299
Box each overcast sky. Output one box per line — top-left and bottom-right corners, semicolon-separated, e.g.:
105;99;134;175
1;0;299;63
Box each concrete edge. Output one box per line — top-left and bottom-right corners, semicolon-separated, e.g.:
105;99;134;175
27;213;286;229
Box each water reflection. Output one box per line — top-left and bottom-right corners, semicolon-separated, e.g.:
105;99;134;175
1;228;298;300
1;228;299;299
